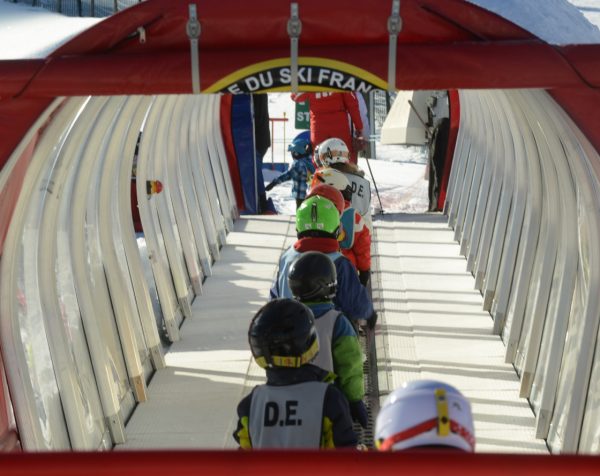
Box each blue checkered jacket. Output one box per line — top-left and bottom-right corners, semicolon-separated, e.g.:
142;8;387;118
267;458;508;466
269;156;315;199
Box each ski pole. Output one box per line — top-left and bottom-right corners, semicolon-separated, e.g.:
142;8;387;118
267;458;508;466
408;99;434;144
364;155;384;214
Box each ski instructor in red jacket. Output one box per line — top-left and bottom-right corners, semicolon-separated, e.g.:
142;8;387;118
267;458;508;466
290;92;364;165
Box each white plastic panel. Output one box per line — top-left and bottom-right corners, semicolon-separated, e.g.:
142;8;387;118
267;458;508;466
1;98;85;450
526;91;578;439
446;88;600;454
481;92;514;311
136;96;184;342
72;97;148;406
98;95;164;376
166;95;204;296
176;96;213;280
189;97;221;261
472;93;505;294
445;90;470;226
95;97;153;401
515;91;560;397
196;96;228;248
491;92;529;334
572;124;600;451
541;95;600;454
465;93;496;279
67;98;136;442
453;93;481;244
579;319;600;453
461;93;491;271
37;101;110;449
1;92;243;451
150;96;194;319
114;97;166;371
502;91;543;364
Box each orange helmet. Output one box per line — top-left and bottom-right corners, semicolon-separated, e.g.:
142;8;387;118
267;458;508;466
306;184;345;214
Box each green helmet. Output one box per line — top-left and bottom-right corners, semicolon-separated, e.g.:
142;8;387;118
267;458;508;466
296;195;340;237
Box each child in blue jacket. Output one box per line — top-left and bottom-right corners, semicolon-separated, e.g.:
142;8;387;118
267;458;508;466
265;131;315;210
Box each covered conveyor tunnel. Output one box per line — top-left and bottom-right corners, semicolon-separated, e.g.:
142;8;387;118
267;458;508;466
2;0;600;470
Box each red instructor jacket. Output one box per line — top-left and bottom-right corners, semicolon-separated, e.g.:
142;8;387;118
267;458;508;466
291;92;363;163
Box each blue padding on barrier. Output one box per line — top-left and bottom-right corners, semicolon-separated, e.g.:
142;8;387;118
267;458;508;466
231;95;258;213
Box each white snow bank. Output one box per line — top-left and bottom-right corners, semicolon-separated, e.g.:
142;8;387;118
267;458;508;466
469;0;600;45
0;0;100;59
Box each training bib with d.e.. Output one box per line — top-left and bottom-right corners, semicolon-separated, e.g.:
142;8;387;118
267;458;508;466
249;381;329;448
312;309;341;372
342;172;371;217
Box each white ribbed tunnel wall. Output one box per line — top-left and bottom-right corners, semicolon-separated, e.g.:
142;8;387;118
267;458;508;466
446;89;600;454
0;95;237;450
1;90;600;454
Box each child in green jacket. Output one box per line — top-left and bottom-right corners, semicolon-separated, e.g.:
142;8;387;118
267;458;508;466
287;250;368;428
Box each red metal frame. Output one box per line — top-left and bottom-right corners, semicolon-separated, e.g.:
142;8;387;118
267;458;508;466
0;353;20;452
219;94;246;211
2;0;600;459
1;450;599;475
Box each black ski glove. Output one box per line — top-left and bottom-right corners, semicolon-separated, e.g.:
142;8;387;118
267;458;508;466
358;269;370;287
367;310;378;330
349;400;368;428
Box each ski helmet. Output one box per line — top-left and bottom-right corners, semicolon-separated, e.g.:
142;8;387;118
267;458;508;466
296;195;340;238
375;380;475;452
288;251;338;302
249;299;319;369
315;137;350;167
306;184;345;214
312;168;353;202
288;131;312;159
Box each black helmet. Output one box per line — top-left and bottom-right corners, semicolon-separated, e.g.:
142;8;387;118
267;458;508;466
249;299;319;368
288;251;337;302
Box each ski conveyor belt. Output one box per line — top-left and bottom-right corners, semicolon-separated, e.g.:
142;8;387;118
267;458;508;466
117;213;549;453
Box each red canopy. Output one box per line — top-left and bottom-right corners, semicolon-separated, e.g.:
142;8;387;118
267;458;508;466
1;0;600;242
0;0;598;98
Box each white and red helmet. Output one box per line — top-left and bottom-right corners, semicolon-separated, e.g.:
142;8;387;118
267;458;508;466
375;380;475;452
315;137;350;167
312;167;353;202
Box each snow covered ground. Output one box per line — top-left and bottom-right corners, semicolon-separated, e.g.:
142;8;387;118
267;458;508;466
263;146;429;217
0;1;100;59
470;0;600;45
264;93;430;216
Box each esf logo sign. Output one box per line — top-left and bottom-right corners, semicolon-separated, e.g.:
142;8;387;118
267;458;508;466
210;59;386;94
263;400;302;427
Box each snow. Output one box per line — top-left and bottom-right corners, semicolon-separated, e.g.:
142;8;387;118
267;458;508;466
571;0;600;28
469;0;600;45
262;138;429;216
1;0;600;216
264;93;429;216
0;1;100;59
1;0;599;61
